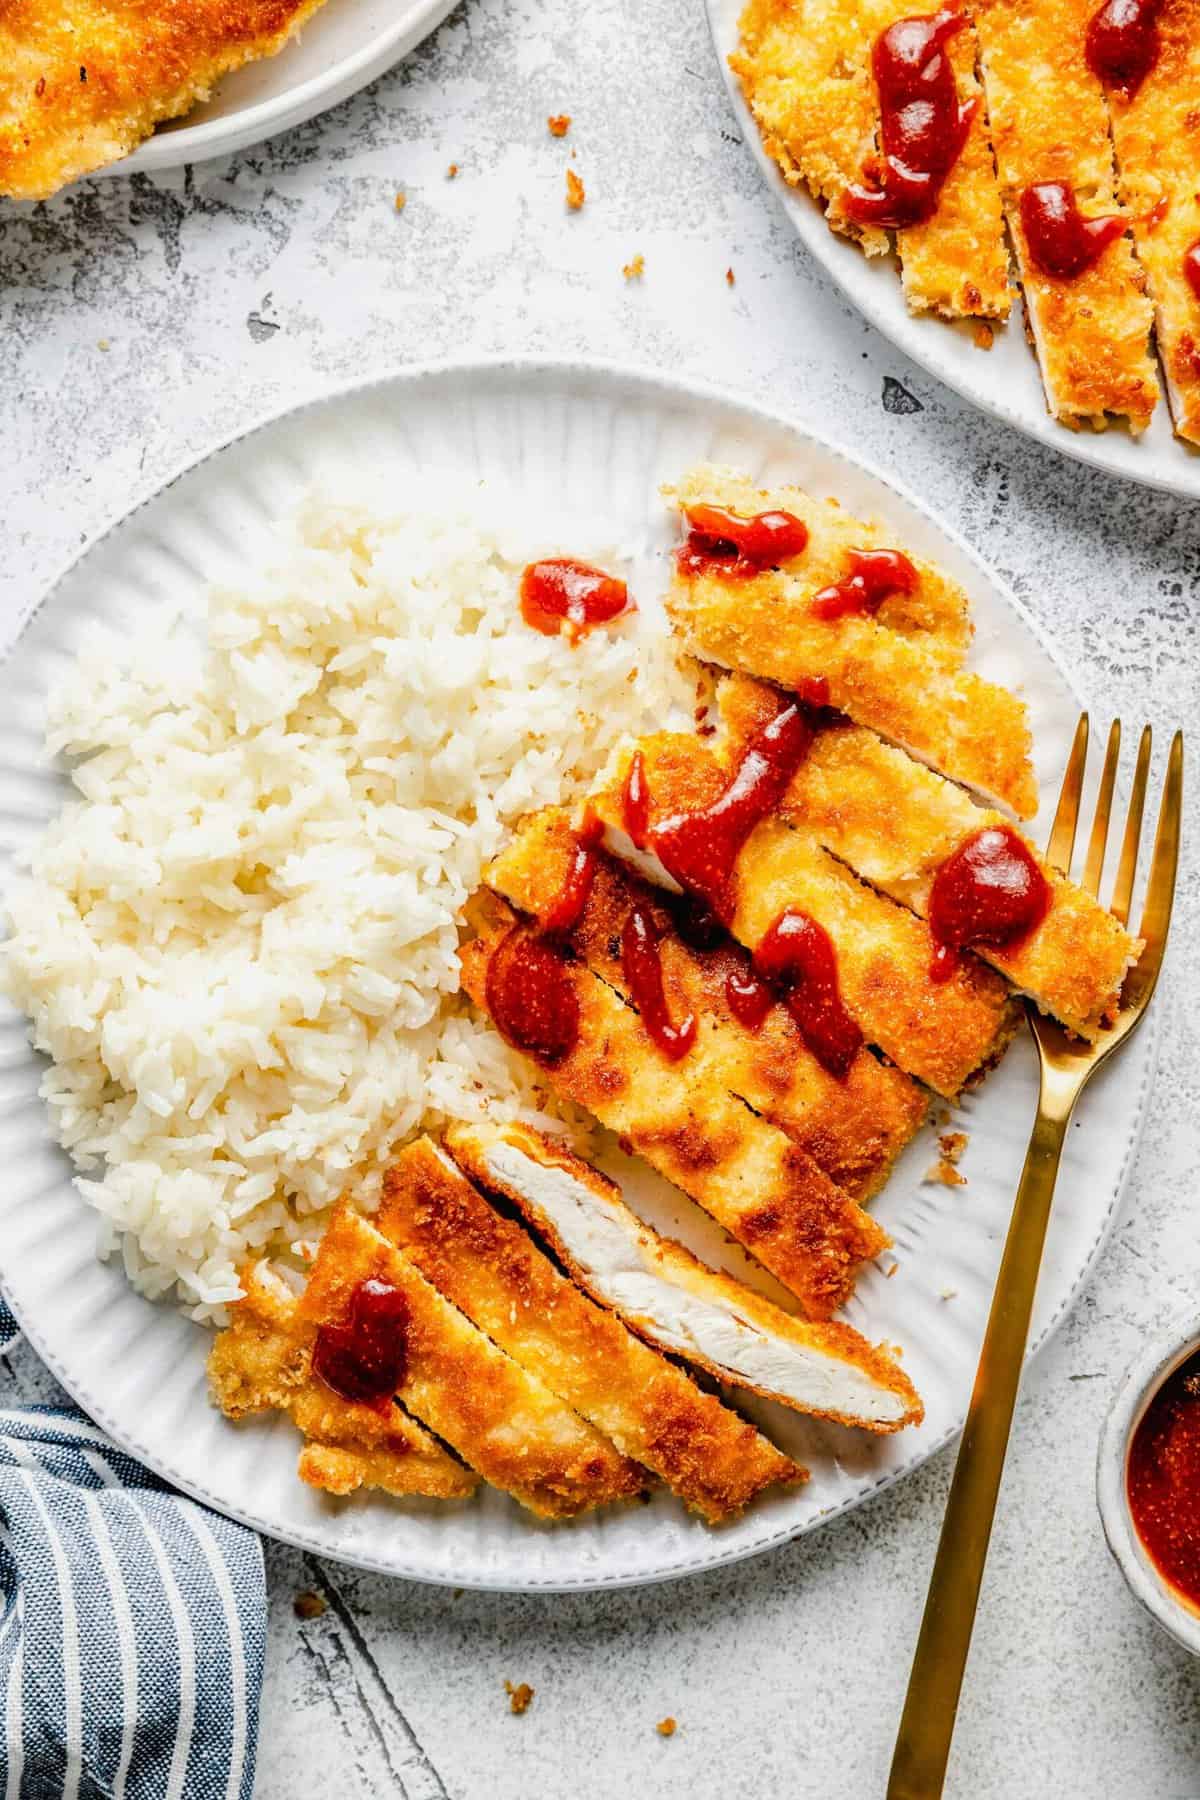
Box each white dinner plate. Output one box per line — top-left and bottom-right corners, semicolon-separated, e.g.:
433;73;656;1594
0;358;1158;1591
706;0;1200;499
99;0;459;179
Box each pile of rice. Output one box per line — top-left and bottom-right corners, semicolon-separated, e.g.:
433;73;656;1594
2;495;691;1320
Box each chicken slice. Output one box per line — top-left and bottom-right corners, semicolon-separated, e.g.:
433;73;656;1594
207;1261;477;1502
377;1137;803;1521
460;892;889;1318
486;807;928;1198
298;1204;646;1519
446;1121;923;1434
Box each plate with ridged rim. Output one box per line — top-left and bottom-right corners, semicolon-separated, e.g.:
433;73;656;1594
0;357;1159;1591
98;0;459;181
705;0;1200;498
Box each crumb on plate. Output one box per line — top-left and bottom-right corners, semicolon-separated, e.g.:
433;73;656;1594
623;253;644;280
506;1680;535;1715
938;1131;968;1164
973;321;995;350
928;1157;967;1187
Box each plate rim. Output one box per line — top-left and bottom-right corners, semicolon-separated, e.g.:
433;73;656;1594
0;353;1161;1591
703;0;1200;500
100;0;460;179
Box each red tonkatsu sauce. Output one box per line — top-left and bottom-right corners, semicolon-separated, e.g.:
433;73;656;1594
752;909;863;1079
621;902;697;1061
639;701;816;922
312;1278;409;1406
677;503;810;580
519;557;632;643
539;813;603;933
1185;239;1200;303
1020;181;1126;280
485;925;580;1065
724;965;775;1030
810;548;919;622
927;825;1051;982
844;9;977;230
1085;0;1162;99
1127;1349;1200;1614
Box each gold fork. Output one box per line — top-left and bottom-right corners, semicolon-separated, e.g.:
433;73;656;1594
888;714;1183;1800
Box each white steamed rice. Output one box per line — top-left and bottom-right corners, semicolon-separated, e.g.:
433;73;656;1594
2;494;692;1319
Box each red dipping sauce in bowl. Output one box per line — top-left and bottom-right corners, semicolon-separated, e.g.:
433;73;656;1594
1127;1348;1200;1614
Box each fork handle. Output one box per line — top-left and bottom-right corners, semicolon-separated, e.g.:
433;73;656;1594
887;1084;1077;1800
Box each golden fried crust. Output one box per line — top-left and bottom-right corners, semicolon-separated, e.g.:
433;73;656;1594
667;469;1036;818
298;1206;645;1519
459;896;889;1318
589;739;1016;1097
378;1139;803;1521
719;676;1137;1036
487;808;927;1198
207;1263;477;1501
971;0;1159;430
1106;0;1200;443
671;465;973;662
0;0;328;199
731;0;1010;318
446;1119;924;1434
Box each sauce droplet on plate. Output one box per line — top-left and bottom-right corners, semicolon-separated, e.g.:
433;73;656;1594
621;902;697;1060
637;700;816;921
928;825;1051;982
844;9;977;229
312;1278;410;1406
520;558;632;642
677;503;810;579
485;925;580;1064
752;909;863;1078
1184;238;1200;303
810;547;919;622
1020;181;1126;280
1085;0;1162;99
1127;1348;1200;1614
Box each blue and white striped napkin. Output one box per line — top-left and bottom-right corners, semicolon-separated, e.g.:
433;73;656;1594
0;1297;266;1799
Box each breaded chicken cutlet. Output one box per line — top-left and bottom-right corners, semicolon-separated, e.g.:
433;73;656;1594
486;808;928;1199
731;0;1010;319
378;1138;804;1521
299;1204;646;1518
460;891;890;1318
0;0;328;199
207;1261;478;1501
667;467;1037;818
446;1120;924;1433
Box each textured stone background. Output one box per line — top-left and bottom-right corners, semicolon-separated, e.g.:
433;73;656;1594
3;0;1200;1794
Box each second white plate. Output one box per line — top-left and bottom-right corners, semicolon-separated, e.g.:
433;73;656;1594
0;358;1158;1590
706;0;1200;498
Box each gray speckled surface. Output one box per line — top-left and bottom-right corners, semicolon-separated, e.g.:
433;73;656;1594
3;0;1200;1794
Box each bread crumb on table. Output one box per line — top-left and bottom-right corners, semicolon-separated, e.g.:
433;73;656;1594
293;1590;325;1620
725;267;735;286
566;168;585;210
548;113;571;136
656;1717;678;1737
447;163;460;179
394;191;406;212
505;1681;535;1716
622;253;644;280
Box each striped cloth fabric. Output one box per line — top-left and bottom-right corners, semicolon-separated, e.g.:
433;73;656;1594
0;1296;266;1799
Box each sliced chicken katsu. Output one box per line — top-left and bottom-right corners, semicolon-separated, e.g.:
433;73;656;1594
1102;0;1200;443
666;467;1036;817
970;0;1159;431
718;676;1138;1036
298;1204;645;1518
0;0;327;199
447;1120;924;1433
378;1138;803;1521
588;742;1016;1098
207;1262;477;1501
460;893;889;1317
486;808;927;1198
731;0;1010;319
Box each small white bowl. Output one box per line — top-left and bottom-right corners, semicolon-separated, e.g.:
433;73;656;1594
1097;1307;1200;1656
